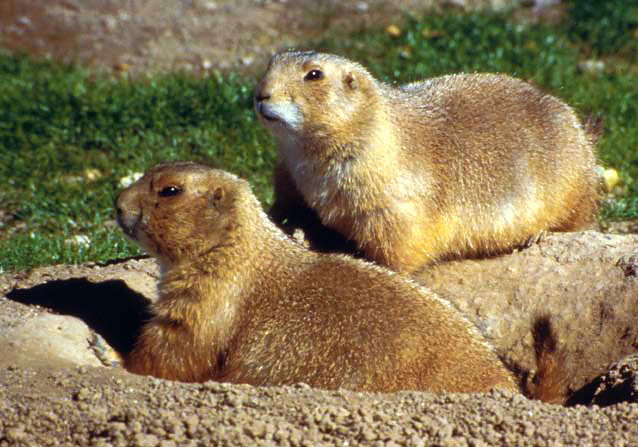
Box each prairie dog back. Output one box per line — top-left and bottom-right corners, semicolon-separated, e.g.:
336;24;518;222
115;161;518;393
256;51;599;272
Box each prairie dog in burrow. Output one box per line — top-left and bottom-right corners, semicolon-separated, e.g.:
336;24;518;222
115;161;519;393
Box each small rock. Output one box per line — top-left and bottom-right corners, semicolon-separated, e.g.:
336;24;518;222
355;2;369;12
109;422;126;435
1;314;103;367
133;433;159;447
240;56;254;66
360;427;377;441
16;16;32;28
103;15;118;31
223;393;242;407
74;387;92;401
130;420;143;434
243;421;266;439
6;425;27;442
184;414;199;436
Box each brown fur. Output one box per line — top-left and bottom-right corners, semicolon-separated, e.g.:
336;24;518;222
255;51;599;273
115;161;518;393
524;316;570;404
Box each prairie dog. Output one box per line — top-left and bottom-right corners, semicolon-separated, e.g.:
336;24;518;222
255;51;599;272
115;161;517;393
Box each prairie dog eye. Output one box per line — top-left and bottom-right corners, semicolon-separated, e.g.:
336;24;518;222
158;186;182;197
304;69;324;81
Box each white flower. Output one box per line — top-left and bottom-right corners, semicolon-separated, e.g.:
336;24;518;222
65;235;91;247
118;172;143;188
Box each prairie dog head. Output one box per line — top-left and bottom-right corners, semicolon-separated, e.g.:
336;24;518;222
115;162;245;269
255;51;379;147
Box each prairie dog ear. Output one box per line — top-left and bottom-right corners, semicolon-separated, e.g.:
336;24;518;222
344;72;358;90
210;186;225;209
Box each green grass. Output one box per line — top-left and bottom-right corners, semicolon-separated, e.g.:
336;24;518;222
565;0;638;56
1;4;637;271
0;57;276;270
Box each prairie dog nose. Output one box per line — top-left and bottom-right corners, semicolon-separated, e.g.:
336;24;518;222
115;190;141;238
255;91;271;102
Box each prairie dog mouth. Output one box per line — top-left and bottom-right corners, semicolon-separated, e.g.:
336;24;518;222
115;209;140;240
256;101;303;130
257;101;279;122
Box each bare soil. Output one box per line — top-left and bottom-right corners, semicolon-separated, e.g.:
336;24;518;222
0;0;446;77
0;0;563;77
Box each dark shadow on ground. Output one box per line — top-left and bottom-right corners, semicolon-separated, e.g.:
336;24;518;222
566;378;603;406
567;371;638;408
97;255;151;267
6;278;152;356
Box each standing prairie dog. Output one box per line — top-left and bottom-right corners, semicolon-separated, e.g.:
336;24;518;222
115;161;518;393
255;51;599;272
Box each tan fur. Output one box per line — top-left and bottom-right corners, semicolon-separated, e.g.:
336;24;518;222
115;161;518;393
255;51;599;273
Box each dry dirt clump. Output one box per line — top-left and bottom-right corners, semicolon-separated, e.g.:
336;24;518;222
1;231;638;445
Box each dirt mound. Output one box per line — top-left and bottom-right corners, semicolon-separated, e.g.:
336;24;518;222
417;230;638;397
